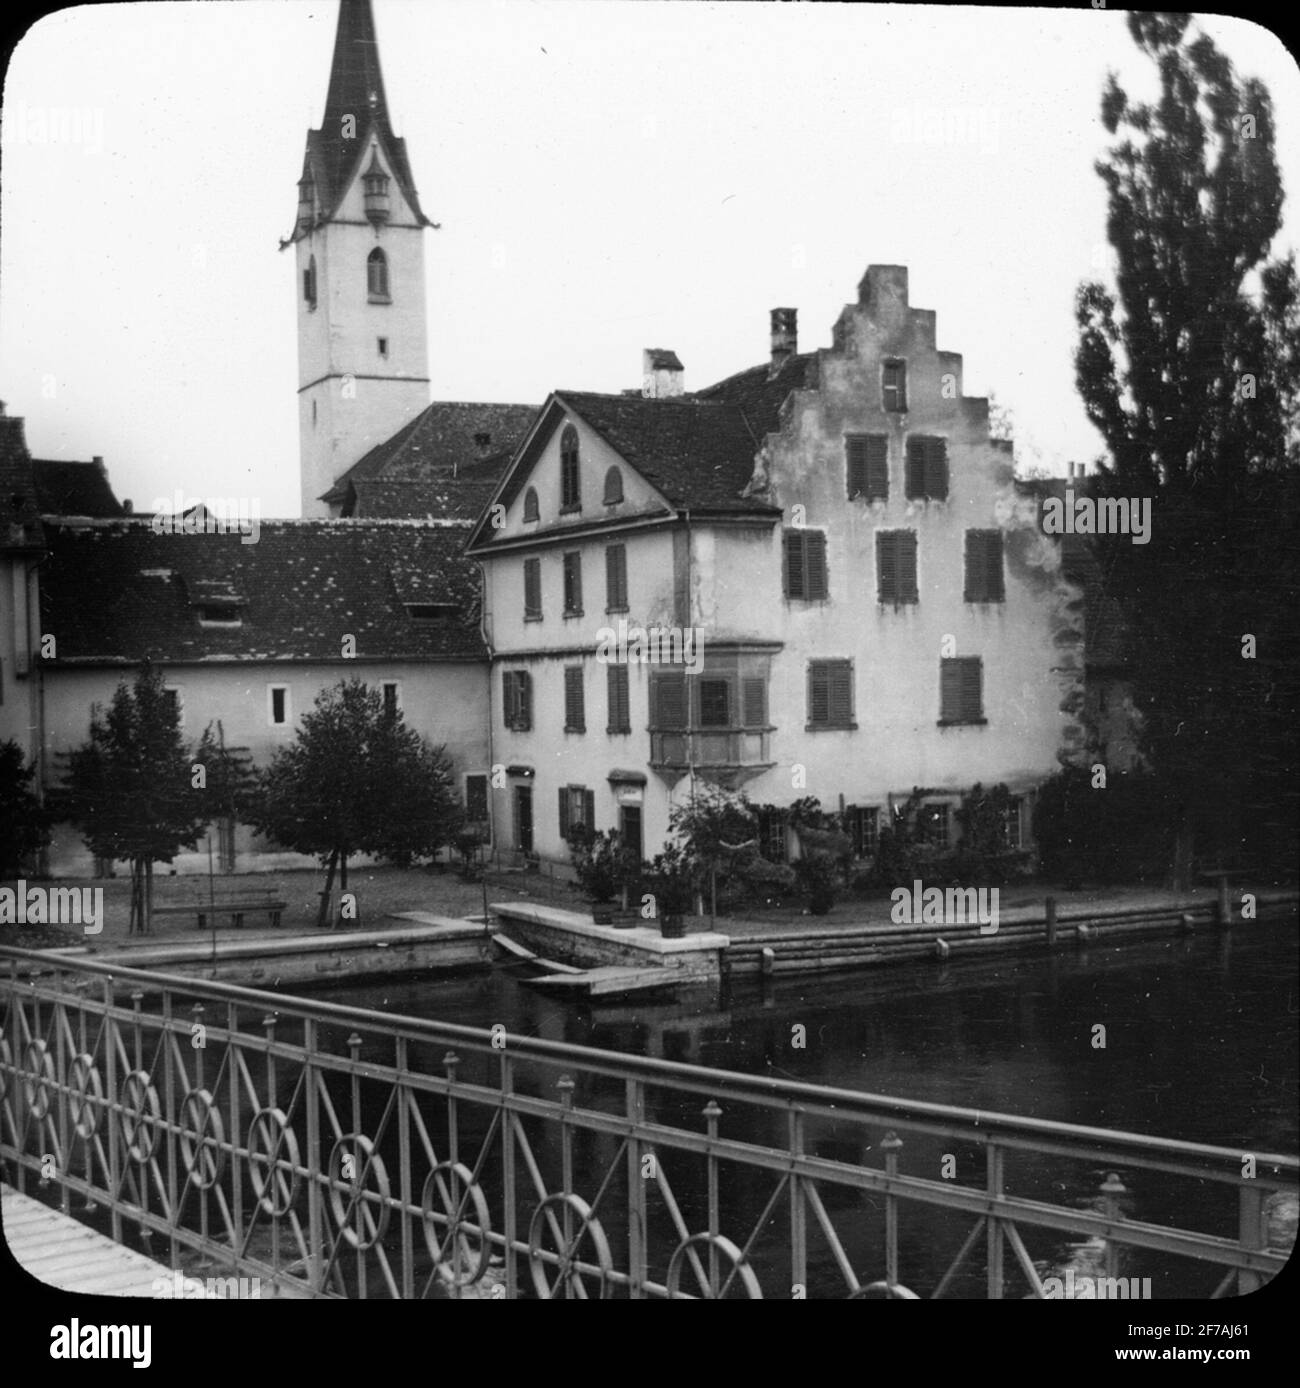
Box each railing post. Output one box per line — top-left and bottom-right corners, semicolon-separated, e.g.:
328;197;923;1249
444;1051;462;1294
303;1017;323;1295
881;1131;903;1289
1236;1182;1265;1295
558;1075;575;1298
346;1031;364;1298
53;986;68;1210
266;1013;282;1284
190;1003;210;1258
704;1100;722;1297
986;1140;1004;1299
104;976;120;1243
162;986;178;1269
396;1035;413;1301
1100;1172;1126;1282
226;1000;242;1275
625;1077;647;1299
789;1108;807;1298
500;1053;517;1299
1045;896;1057;949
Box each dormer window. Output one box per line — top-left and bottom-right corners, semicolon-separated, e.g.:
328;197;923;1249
405;602;456;622
523;486;540;523
367;248;390;301
603;467;624;505
191;581;245;628
560;425;580;512
362;152;391;226
303;256;317;311
196;604;242;627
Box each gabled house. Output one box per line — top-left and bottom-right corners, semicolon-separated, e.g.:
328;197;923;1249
467;266;1088;869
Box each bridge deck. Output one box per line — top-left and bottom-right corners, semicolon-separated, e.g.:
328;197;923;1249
2;1184;173;1297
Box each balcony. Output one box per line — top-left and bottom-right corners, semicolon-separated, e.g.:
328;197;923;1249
649;728;774;788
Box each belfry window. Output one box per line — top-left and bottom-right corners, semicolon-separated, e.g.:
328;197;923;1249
367;248;390;301
303;256;317;310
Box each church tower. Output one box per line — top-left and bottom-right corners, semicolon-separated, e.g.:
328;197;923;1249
285;0;433;517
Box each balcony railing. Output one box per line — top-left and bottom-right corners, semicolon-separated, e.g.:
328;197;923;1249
649;729;772;774
2;946;1294;1299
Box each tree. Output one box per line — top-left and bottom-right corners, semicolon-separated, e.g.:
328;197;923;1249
1074;13;1300;883
0;740;50;877
63;663;206;933
667;784;758;919
248;679;462;927
193;721;256;864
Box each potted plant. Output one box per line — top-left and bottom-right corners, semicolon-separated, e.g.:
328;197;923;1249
643;844;696;939
568;827;625;925
454;826;486;881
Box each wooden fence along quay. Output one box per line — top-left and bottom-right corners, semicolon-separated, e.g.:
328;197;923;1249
2;946;1294;1299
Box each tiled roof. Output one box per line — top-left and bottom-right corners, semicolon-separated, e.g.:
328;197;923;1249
31;459;125;518
555;391;777;514
692;352;820;442
0;414;45;552
40;519;485;665
349;477;500;520
325;400;538;504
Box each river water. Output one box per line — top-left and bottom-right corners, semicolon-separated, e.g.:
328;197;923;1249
301;919;1296;1298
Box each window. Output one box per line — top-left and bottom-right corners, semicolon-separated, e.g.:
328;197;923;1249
905;437;948;500
607;663;631;734
605;544;628;612
196;604;242;626
882;359;907;412
564;666;585;732
877;530;919;605
940;656;983;725
303;256;317;310
846;435;889;501
1001;797;1022;849
268;685;289;727
560;425;580;511
699;679;730;728
367;247;389;300
558;785;596;843
918;803;951;848
406;603;457;621
649;669;687;729
523;487;540;523
523;557;542;620
807;659;854;729
382;681;400;717
846;806;880;858
377;337;388;358
502;670;533;731
964;530;1005;602
603;467;624;505
757;807;788;863
465;773;489;825
783;528;828;601
562;551;583;615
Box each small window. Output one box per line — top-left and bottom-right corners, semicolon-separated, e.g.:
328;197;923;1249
406;603;457;621
377;337;388;358
564;666;585;732
846;435;889;501
964;530;1005;603
940;656;983;725
268;685;289;727
918;803;950;848
465;773;489;826
196;604;242;626
882;358;907;412
847;807;880;858
523;557;542;620
382;681;400;717
503;670;533;731
603;466;624;505
562;551;583;616
523;487;540;523
303;256;317;310
783;528;828;601
605;544;628;612
877;530;919;605
757;807;788;863
1002;798;1022;849
807;659;854;729
607;663;631;734
698;679;730;728
367;247;389;300
558;785;595;842
905;437;948;501
560;425;580;511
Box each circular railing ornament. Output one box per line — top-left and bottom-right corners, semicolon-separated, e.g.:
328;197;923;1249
68;1054;103;1139
527;1194;613;1299
247;1107;300;1217
849;1279;921;1299
666;1232;763;1299
22;1040;55;1119
328;1135;390;1249
119;1071;161;1163
422;1161;492;1287
178;1088;225;1189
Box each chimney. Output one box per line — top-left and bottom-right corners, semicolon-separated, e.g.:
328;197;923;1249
770;307;797;375
123;499;133;515
92;455;105;472
642;348;684;399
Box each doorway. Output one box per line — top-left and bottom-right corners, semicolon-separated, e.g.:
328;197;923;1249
513;785;534;855
620;804;643;862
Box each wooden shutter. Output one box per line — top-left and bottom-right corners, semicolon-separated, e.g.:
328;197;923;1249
961;658;982;721
524;558;541;618
940;659;961;721
878;531;917;604
865;436;888;500
699;679;730;727
899;530;918;602
742;677;766;728
925;438;948;500
652;671;686;729
846;437;868;498
563;553;582;613
518;672;532;729
984;531;1004;600
564;666;584;730
606;545;627;610
783;529;805;599
808;663;830;726
583;788;595;830
806;531;828;600
941;658;982;722
502;671;516;727
829;660;853;724
608;664;630;733
905;438;926;498
558;786;570;840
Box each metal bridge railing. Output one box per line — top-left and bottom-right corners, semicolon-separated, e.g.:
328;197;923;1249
2;946;1294;1299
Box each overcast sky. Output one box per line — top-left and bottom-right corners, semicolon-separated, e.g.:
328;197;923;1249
1;2;1297;517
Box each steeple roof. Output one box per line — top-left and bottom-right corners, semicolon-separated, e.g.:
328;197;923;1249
289;0;433;241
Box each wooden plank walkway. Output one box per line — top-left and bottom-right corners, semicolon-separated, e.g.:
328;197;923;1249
2;1184;173;1297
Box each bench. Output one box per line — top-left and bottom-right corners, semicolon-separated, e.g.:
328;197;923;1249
151;897;287;930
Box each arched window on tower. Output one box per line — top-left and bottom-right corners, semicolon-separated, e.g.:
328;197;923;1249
560;425;580;511
303;255;317;310
523;487;539;522
603;466;624;505
367;248;390;301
